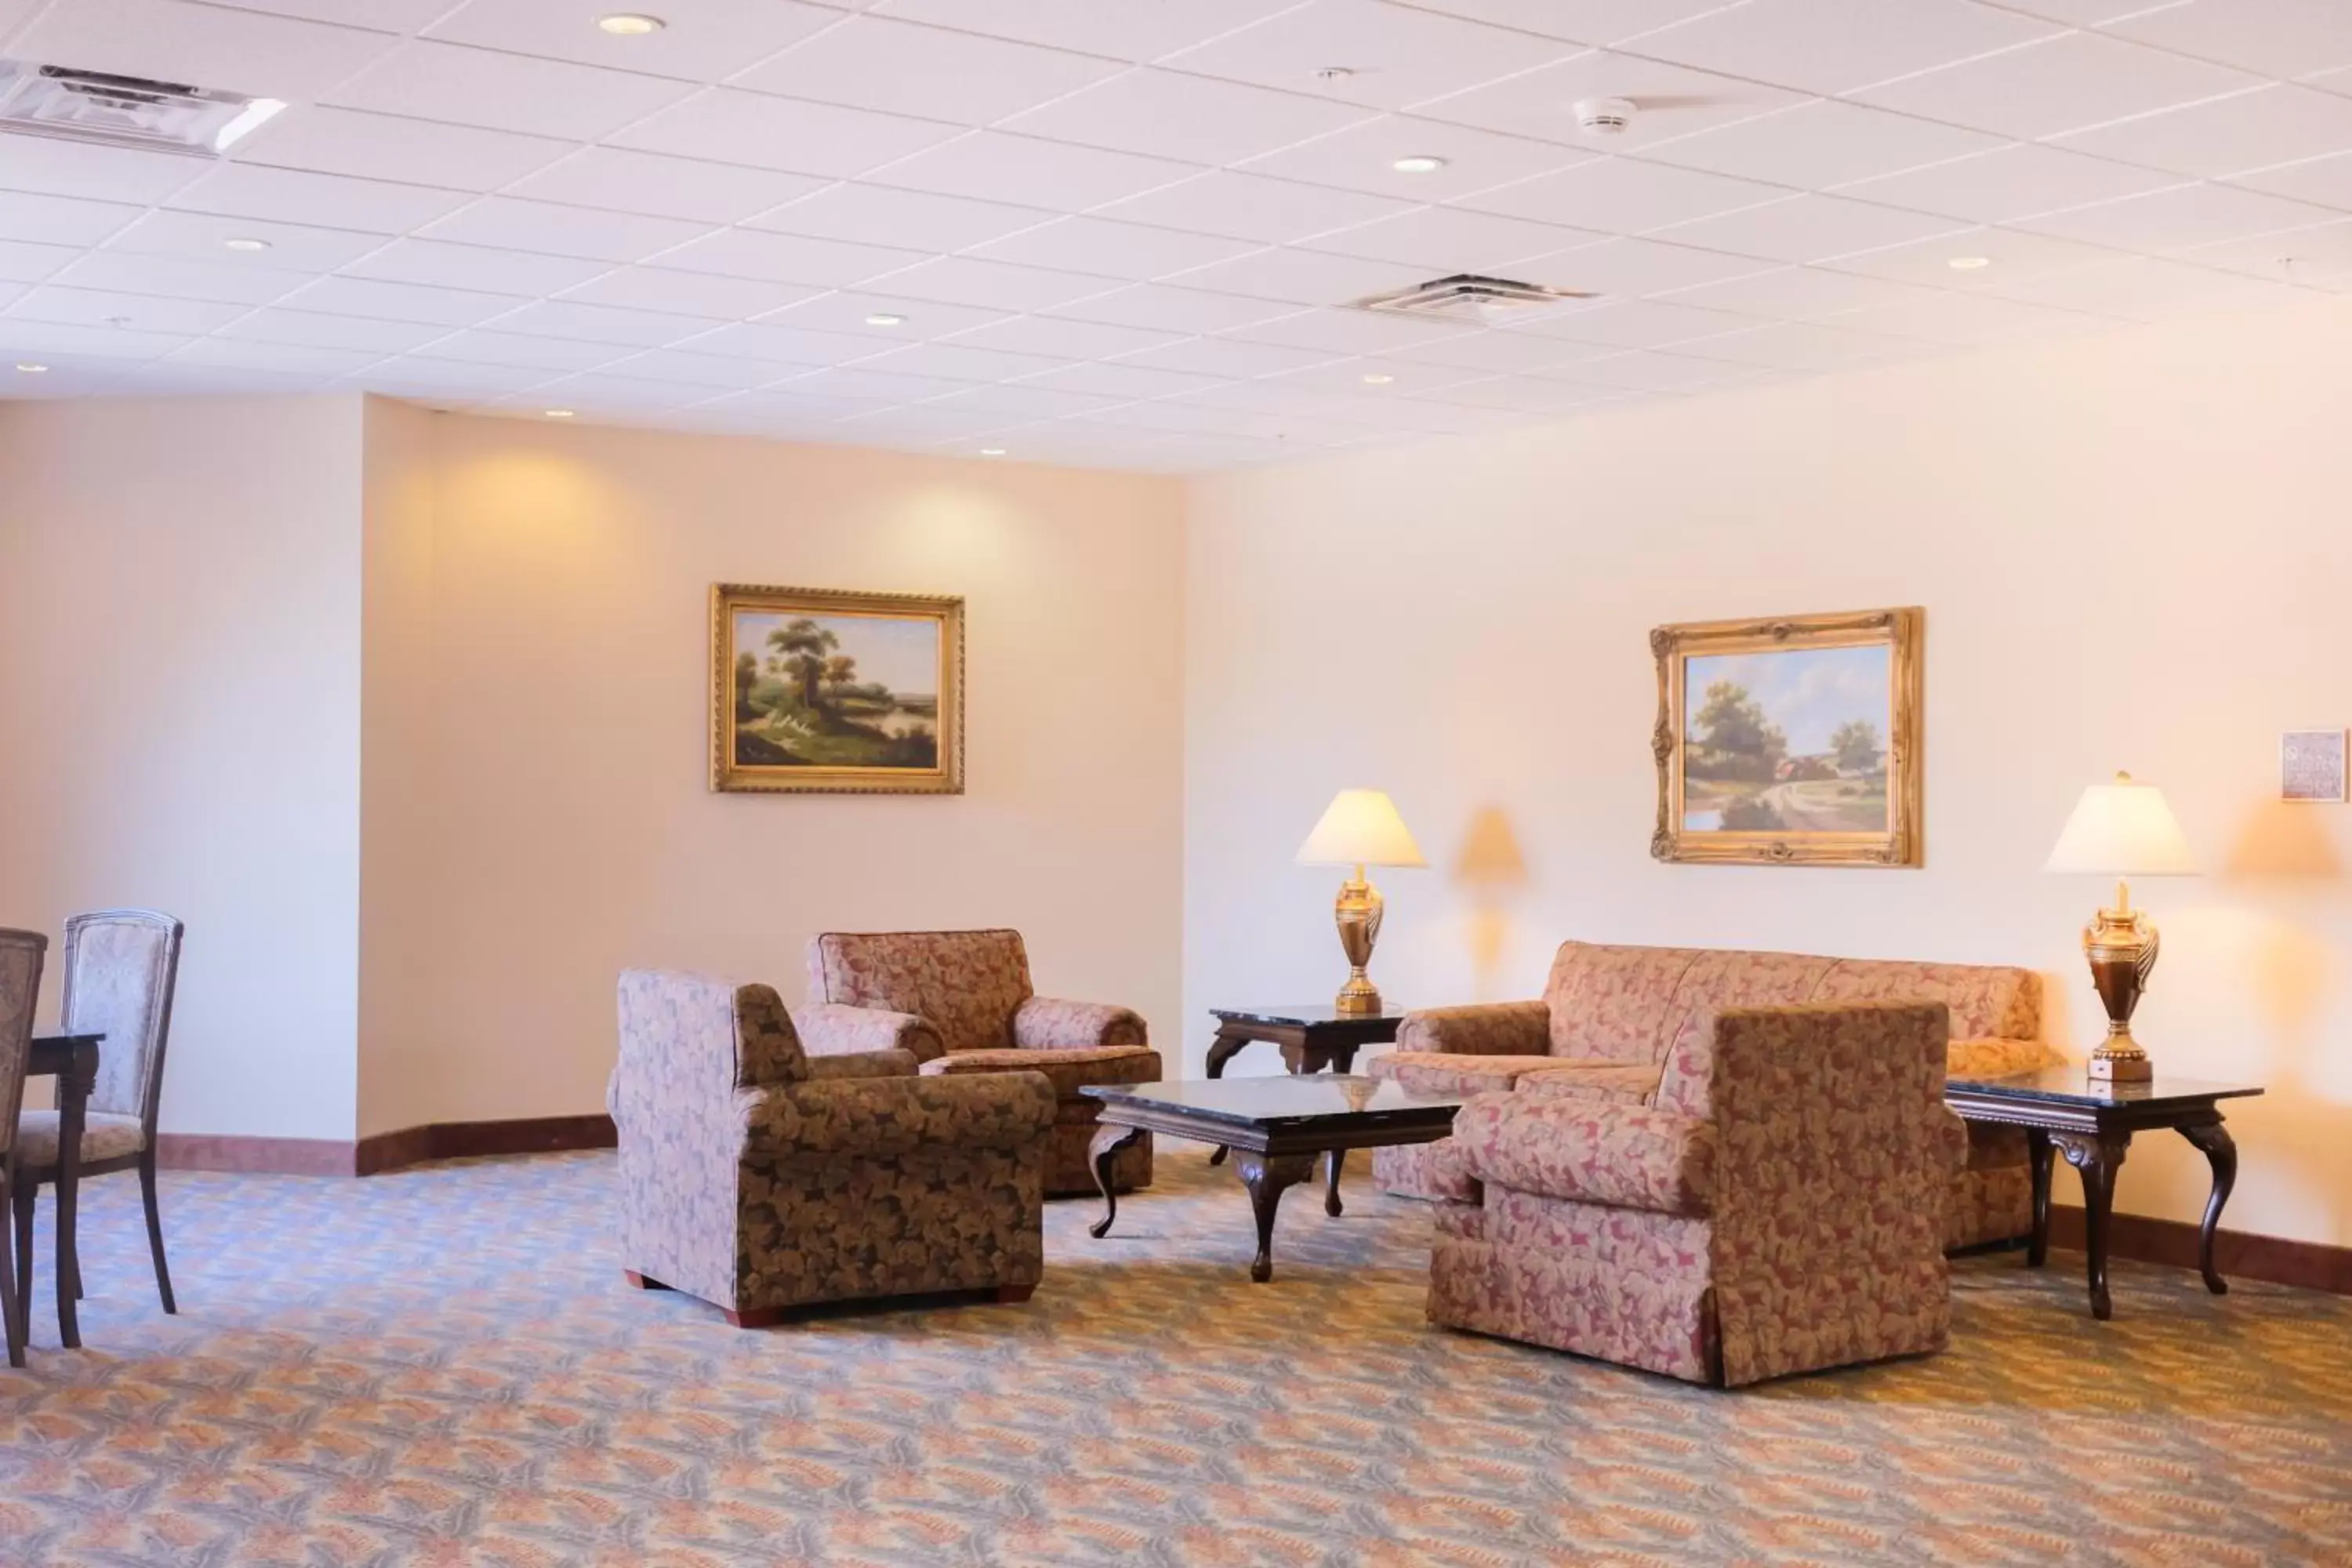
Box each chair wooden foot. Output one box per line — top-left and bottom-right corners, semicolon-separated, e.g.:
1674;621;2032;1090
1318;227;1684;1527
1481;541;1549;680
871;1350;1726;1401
140;1153;176;1314
623;1271;671;1290
723;1305;786;1329
0;1171;22;1370
995;1283;1036;1304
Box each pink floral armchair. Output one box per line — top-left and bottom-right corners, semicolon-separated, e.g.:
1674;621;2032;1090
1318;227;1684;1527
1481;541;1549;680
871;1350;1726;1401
1425;1000;1959;1386
800;930;1160;1196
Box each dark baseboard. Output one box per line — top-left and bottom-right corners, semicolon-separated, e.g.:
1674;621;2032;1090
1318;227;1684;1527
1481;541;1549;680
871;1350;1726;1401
2046;1204;2352;1295
155;1116;617;1178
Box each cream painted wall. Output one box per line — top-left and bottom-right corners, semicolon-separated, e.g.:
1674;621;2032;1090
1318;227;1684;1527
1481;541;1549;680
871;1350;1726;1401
0;396;365;1141
378;412;1187;1128
1186;294;2352;1248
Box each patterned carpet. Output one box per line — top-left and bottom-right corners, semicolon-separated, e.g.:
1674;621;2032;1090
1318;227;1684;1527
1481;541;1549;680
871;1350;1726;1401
2;1149;2349;1568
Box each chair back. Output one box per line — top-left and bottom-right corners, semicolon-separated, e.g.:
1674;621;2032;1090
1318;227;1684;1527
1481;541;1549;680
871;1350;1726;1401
0;929;49;1160
615;970;808;1117
60;909;184;1130
806;930;1034;1056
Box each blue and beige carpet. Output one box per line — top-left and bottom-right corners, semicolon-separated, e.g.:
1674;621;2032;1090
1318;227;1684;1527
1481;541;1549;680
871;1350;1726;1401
2;1149;2349;1566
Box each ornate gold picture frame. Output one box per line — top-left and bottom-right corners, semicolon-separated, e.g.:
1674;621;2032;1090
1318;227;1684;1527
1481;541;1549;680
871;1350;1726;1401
711;583;964;795
1652;607;1922;866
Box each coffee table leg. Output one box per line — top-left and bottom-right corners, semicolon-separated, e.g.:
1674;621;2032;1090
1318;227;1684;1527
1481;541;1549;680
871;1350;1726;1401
1087;1123;1145;1240
1324;1149;1345;1217
2025;1128;2054;1269
1231;1151;1316;1283
2181;1120;2238;1295
2054;1131;2129;1321
1204;1028;1247;1167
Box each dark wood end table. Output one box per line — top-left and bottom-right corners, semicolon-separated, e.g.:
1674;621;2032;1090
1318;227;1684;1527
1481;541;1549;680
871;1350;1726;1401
1945;1067;2262;1321
1080;1077;1461;1283
24;1032;101;1350
1203;1004;1411;1177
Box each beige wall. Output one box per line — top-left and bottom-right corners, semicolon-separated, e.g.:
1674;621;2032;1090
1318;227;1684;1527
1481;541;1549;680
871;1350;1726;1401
0;396;365;1141
1186;294;2352;1248
373;412;1188;1128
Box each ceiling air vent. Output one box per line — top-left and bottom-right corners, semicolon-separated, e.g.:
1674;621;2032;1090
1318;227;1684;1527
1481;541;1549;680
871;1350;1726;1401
1351;273;1598;324
0;60;283;156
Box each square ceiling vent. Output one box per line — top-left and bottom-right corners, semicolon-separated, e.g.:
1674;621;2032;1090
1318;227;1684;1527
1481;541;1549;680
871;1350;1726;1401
1352;273;1598;325
0;60;283;156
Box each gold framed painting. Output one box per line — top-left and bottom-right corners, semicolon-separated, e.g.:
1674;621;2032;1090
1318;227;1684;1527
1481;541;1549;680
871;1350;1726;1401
1651;607;1922;866
711;583;964;795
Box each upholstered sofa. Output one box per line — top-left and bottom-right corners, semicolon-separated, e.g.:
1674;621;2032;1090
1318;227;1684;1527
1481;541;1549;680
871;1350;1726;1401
799;930;1161;1197
609;968;1055;1327
1425;1000;1958;1385
1370;942;2056;1250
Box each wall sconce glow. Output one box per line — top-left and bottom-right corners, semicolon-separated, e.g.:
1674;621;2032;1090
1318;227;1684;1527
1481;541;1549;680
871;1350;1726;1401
597;12;665;33
222;236;272;251
15;363;49;373
1361;372;1395;384
543;408;576;419
1947;256;1992;270
978;448;1007;456
864;313;906;326
212;97;286;152
1391;155;1447;174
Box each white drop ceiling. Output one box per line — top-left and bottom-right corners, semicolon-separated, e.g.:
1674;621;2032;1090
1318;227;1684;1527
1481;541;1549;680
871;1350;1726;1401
3;0;2351;471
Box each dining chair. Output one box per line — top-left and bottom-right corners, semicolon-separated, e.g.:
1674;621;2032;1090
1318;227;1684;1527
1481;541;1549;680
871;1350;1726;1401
0;927;45;1368
10;910;183;1320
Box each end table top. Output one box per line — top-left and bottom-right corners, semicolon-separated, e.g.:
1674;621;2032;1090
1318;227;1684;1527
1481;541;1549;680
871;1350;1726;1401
1210;1004;1413;1028
1947;1066;2263;1112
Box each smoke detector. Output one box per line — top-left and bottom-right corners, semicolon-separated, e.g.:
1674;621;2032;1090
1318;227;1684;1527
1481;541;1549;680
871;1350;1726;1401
1574;96;1637;136
0;60;284;156
1352;273;1598;325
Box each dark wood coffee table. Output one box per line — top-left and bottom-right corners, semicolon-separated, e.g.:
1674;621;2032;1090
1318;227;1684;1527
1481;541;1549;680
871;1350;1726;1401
1945;1067;2263;1321
1080;1077;1461;1283
1202;1004;1412;1172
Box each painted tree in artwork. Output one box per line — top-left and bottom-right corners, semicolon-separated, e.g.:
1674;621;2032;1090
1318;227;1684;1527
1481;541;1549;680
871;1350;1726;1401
767;618;838;709
1830;718;1884;774
733;651;759;715
822;654;858;705
1691;680;1787;781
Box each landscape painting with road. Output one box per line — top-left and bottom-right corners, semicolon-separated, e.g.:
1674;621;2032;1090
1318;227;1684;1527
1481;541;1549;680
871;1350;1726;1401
1682;643;1891;834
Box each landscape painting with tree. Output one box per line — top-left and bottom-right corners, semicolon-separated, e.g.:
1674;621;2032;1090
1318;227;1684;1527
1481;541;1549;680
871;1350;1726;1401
1651;608;1922;866
711;584;964;794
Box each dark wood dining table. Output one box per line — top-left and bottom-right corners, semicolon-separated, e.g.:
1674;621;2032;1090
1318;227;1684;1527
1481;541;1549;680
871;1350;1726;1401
24;1030;100;1349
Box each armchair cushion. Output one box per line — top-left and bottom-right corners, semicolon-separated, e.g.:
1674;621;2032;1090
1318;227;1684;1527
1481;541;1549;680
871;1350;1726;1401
16;1109;146;1168
793;1002;944;1064
1012;996;1147;1050
1514;1061;1661;1107
1368;1051;1568;1097
1457;1097;1716;1218
921;1045;1159;1101
745;1071;1054;1162
1395;1000;1549;1058
804;1049;918;1081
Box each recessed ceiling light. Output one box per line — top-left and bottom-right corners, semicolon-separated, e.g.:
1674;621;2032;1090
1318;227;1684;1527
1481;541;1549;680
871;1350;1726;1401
864;313;906;326
222;237;271;251
16;363;49;373
1947;256;1992;270
978;447;1007;456
544;408;575;419
597;12;664;34
1361;372;1396;385
1391;155;1447;174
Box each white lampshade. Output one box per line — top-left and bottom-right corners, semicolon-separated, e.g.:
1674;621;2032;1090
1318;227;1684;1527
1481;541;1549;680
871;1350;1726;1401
1297;789;1427;869
2045;772;2196;876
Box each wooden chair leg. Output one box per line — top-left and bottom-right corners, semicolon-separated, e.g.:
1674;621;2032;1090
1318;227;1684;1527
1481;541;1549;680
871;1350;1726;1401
9;1179;32;1342
140;1153;176;1315
723;1305;785;1329
995;1283;1036;1304
0;1171;22;1369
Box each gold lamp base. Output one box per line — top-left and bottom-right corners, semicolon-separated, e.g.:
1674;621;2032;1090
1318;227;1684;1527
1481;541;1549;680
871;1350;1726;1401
1331;866;1385;1016
2083;880;2159;1084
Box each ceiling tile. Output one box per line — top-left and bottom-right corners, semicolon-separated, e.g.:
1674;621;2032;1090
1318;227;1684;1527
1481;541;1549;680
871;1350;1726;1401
213;309;451;352
276;274;525;324
1830;289;2117;343
920;383;1126;419
1111;334;1338;376
167;336;391;375
1853;31;2265;141
1425;372;1615;410
1221;305;1474;353
855;342;1078;383
765;292;1013;337
1514;296;1766;349
1165;0;1578;110
1541;348;1745;390
1014;359;1230;398
11;0;399;100
0;319;191;360
590;350;786;389
489;300;721;347
501;372;709;409
49;250;313;305
1660;264;1944;321
744;183;1051;252
233;107;571;191
168;165;472;234
198;0;453;28
1980;0;2158;20
0;241;82;285
935;314;1181;360
1631;0;2061;95
657;228;928;286
506;151;826;224
972;217;1261;279
1402;0;1737;45
869;0;1307;63
771;365;978;402
1000;67;1370;164
0;190;142;248
560;267;822;318
1160;246;1425;304
1459;156;1784;234
427;0;844;78
2186;217;2352;284
419;198;713;263
2013;183;2343;254
1373;328;1592;372
343;237;614;294
1093;172;1415;244
1529;234;1780;294
1821;225;2123;288
1670;319;1926;370
612;89;964;177
1302;205;1601;269
2231;148;2352;212
6;284;249;335
0;137;209;205
1838;143;2185;224
2105;0;2352;79
685;321;891;366
735;15;1122;122
864;131;1200;209
424;328;630;371
1416;50;1804;154
358;357;561;396
1044;282;1296;333
1639;100;2005;191
1160;376;1352;414
1240;115;1595;201
327;40;691;140
1655;194;1967;263
103;209;384;270
2056;85;2352;181
876;255;1121;310
1257;354;1485;397
1986;255;2279;317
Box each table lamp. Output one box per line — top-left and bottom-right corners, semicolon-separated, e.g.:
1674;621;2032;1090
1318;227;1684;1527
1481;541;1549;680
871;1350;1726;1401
1297;789;1425;1015
2044;771;2196;1082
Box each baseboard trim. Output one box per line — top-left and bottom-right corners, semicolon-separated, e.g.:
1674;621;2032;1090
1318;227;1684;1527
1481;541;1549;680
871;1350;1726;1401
156;1133;357;1176
2047;1204;2352;1295
155;1116;617;1178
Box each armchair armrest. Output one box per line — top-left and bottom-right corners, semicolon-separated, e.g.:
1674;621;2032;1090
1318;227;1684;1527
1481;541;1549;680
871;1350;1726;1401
804;1049;917;1081
1945;1036;2061;1082
1456;1095;1715;1218
1396;1000;1549;1056
792;1002;945;1063
744;1070;1054;1161
1012;995;1147;1050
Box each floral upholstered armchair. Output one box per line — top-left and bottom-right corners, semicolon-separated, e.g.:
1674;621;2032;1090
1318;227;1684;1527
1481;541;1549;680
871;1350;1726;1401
609;968;1055;1327
1425;1000;1959;1386
799;930;1161;1196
